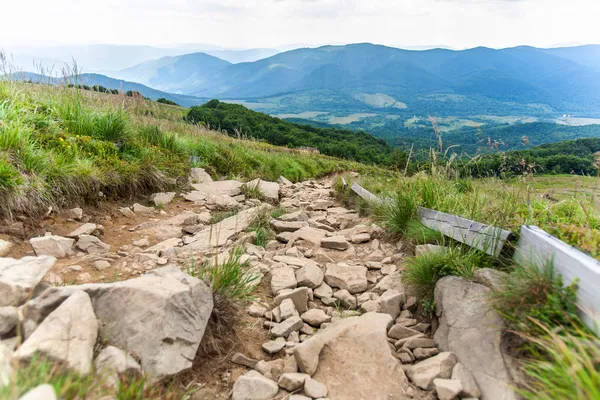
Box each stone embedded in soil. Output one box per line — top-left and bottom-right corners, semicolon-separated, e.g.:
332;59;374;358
270;316;304;338
0;255;56;307
65;223;97;239
150;192;176;206
351;233;371;244
232;353;259;369
76;235;110;254
66;207;84;220
262;337;286;355
132;203;155;214
307;200;334;211
43;272;63;285
189;168;213;184
248;303;267;318
270;220;309;233
406;352;457;390
29;235;74;259
333;289;357;309
324;264;367;294
232;370;279;400
278;372;309;391
360;299;381;313
320;236;350;251
14;291;98;375
300;309;331;327
118;207;136;218
279;210;309;222
433;378;463;400
304;377;328;398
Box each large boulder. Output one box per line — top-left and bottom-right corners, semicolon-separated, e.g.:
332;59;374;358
0;256;56;307
189;168;213;184
22;266;213;381
29;236;74;258
191;180;243;197
14;291;98;375
324;264;367;294
434;276;517;400
294;312;411;399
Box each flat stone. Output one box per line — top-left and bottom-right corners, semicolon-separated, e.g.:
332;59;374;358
301;309;331;327
433;378;463;400
304;377;328;398
119;207;136;218
29;236;74;258
248;303;267;318
232;370;278;400
295;263;324;289
270;220;308;233
403;337;436;350
351;233;371;244
406;352;457;390
388;325;421;340
93;260;111;270
132;203;155;214
452;363;482;398
279;298;297;320
65;223;97;238
271;266;297;294
271;316;304;338
320;236;350;251
324;264;367;294
378;289;405;319
313;282;332;299
307;200;334;211
150;192;176;206
0;256;56;307
414;347;439;360
232;353;259;369
245;179;280;203
360;300;381;313
274;287;310;313
279;211;309;222
278;372;309;391
14;291;98;375
0;306;18;335
76;235;110;254
262;337;286;354
43;272;63;285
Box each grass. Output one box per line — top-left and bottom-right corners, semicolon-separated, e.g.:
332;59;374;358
247;207;276;247
0;79;387;218
403;219;444;244
240;181;265;201
209;207;241;224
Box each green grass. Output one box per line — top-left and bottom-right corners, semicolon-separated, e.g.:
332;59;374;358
248;207;275;247
241;181;265;201
403;219;444;244
210;207;241;224
0;80;387;218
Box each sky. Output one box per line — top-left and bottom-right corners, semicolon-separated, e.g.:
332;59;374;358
1;0;599;50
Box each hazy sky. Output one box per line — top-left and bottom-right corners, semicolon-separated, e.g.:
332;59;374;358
2;0;599;49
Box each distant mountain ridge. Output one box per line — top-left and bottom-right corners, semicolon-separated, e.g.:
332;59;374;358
114;43;600;115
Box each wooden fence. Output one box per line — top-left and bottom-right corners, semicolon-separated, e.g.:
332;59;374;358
349;182;600;332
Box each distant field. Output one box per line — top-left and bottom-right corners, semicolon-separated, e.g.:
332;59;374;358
329;113;378;124
275;111;329;119
556;117;600;126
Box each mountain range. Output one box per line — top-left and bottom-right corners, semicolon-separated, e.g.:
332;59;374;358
112;43;600;116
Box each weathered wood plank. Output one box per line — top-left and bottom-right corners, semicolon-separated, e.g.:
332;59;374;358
514;225;600;333
341;177;347;188
350;183;380;203
417;207;513;256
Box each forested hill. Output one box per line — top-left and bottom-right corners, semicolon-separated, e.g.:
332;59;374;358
467;137;600;177
185;100;394;165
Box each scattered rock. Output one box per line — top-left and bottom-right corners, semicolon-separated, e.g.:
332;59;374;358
406;352;457;390
232;370;278;400
388;325;421;340
300;309;331;326
76;235;110;254
279;298;297;320
0;341;12;387
29;235;74;258
279;211;309;222
42;272;63;285
0;239;14;257
150;192;176;206
271;316;304;338
14;291;98;375
320;236;350;251
66;207;84;220
246;179;280;203
189;168;213;184
324;264;367;294
93;260;111;270
295;263;324;289
0;306;18;335
118;207;136;218
414;347;439;360
433;378;463;400
304;377;328;398
351;233;371;244
232;353;259;369
452;363;481;398
248;303;267;318
94;346;142;387
132;203;155;214
333;289;356;309
313;282;333;299
0;256;56;307
274;287;310;313
65;223;97;239
263;337;286;354
271;220;309;233
132;237;150;247
271;266;298;294
378;289;405;319
278;372;309;391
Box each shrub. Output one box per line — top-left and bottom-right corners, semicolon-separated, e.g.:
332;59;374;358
374;190;417;235
248;207;274;247
210;207;241;224
156;98;179;106
404;219;444;244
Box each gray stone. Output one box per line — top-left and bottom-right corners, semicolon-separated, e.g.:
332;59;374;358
360;300;381;313
403;337;436;350
333;289;356;309
1;341;12;387
246;179;280;203
313;282;333;299
320;236;350;251
65;223;97;238
132;203;155;214
279;211;309;222
66;207;84;220
271;266;297;294
378;289;405;319
278;372;309;391
351;233;371;244
93;260;111;270
414;347;439;360
232;353;259;369
271;316;304;338
76;235;110;254
433;378;463;400
94;346;142;387
324;264;367;294
248;303;267;318
372;271;404;294
17;384;57;400
262;337;286;354
301;309;331;327
150;192;176;206
293;313;410;399
388;325;421;340
274;287;310;313
0;256;56;307
279;298;297;320
270;220;309;233
0;306;18;335
304;377;328;398
0;239;14;257
452;363;482;398
189;168;213;184
434;276;517;400
295;263;324;289
406;352;457;390
119;207;136;218
232;370;279;400
29;236;74;258
474;268;508;291
14;291;98;375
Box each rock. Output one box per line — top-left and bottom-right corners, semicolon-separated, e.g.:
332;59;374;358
76;235;110;254
0;306;18;335
307;200;334;211
263;337;286;355
93;260;111;270
279;211;309;222
42;272;63;285
17;384;57;400
65;223;97;238
23;266;213;382
351;233;371;244
414;348;439;360
294;313;410;399
406;352;457;390
29;235;74;258
271;316;304;338
378;289;405;319
278;372;309;391
360;300;381;313
189;168;213;184
452;363;481;398
388;325;421;340
206;194;239;210
232;353;259;369
246;179;280;203
286;227;328;247
248;303;267;318
1;341;12;387
150;192;176;206
288;396;310;400
132;237;150;248
119;207;136;218
14;291;98;375
66;207;84;220
232;370;279;400
132;203;155;214
434;276;517;400
304;377;328;398
313;282;332;299
0;256;56;307
277;176;293;185
192;180;243;197
270;220;308;233
301;309;331;327
274;287;310;313
320;236;350;251
333;289;356;309
474;268;508;291
295;263;324;289
191;388;219;399
403;337;436;350
324;264;367;294
94;346;142;387
76;272;93;283
372;271;404;294
271;266;297;294
0;239;14;257
279;299;297;320
433;378;463;400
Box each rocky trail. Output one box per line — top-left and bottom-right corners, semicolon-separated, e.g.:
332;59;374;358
0;170;514;400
